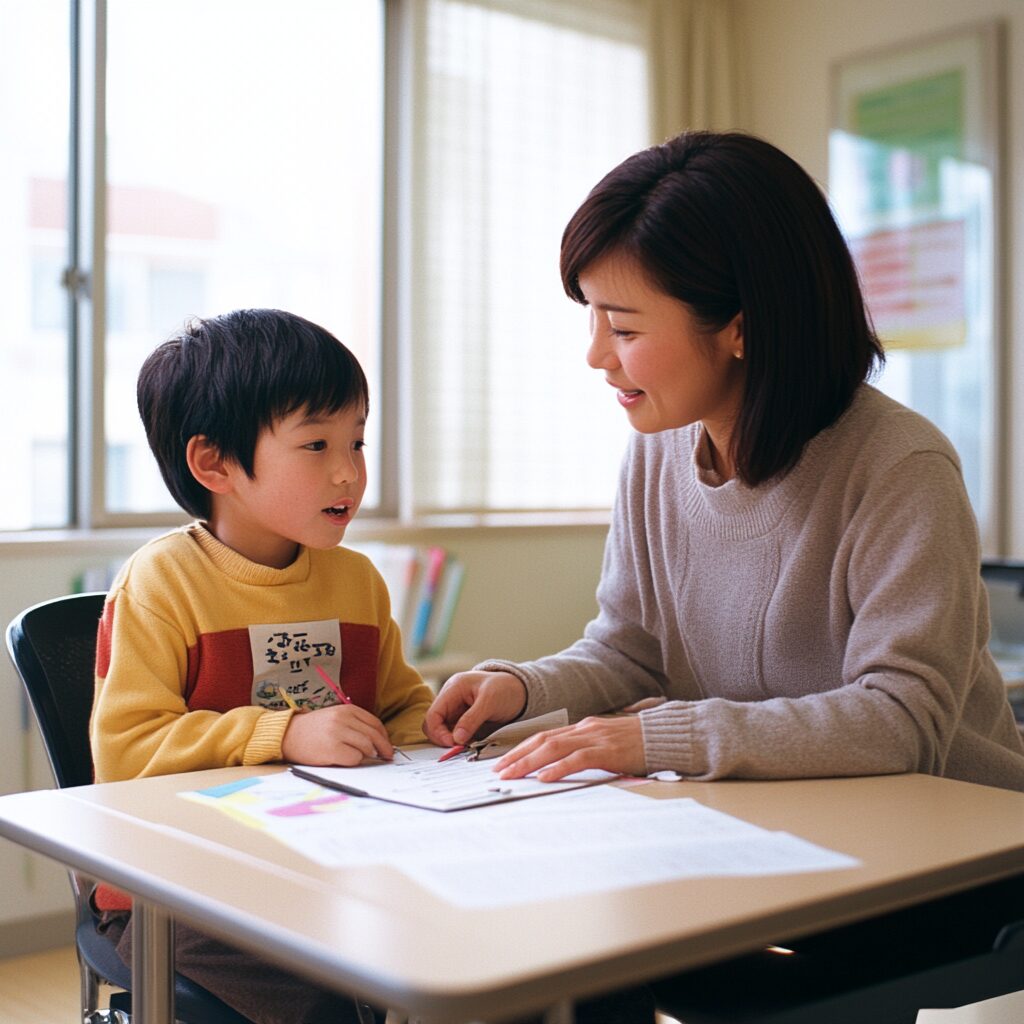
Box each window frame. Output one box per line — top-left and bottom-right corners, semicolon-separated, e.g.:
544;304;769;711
46;0;634;535
65;0;396;530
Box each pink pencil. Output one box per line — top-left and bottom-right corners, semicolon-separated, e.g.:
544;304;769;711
315;666;412;762
315;665;352;704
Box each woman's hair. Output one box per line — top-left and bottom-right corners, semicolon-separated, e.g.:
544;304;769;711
560;131;884;485
137;308;369;518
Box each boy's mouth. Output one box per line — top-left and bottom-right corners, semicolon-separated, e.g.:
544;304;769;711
323;505;352;517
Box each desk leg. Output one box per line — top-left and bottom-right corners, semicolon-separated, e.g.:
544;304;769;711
131;901;176;1024
542;1000;574;1024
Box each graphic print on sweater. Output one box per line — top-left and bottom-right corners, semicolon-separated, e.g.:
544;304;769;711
248;619;343;711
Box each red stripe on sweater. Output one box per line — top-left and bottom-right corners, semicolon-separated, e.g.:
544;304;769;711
184;622;381;711
95;600;114;678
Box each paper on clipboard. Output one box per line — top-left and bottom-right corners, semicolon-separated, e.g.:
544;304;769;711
464;709;569;760
290;712;615;811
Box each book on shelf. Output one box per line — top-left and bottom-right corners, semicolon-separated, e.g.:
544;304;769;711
347;542;465;660
421;557;465;658
348;541;421;639
408;545;447;657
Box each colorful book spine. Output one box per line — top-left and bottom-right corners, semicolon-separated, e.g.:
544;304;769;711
422;558;466;657
409;546;447;657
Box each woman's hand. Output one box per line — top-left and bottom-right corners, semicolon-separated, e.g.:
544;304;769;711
495;715;645;782
281;703;394;766
423;671;528;747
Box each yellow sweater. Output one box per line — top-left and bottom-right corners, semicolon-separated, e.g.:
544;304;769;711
91;523;433;784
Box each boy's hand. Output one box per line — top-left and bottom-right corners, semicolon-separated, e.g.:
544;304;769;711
281;704;395;766
423;671;527;747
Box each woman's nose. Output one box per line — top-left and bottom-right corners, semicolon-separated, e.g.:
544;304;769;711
586;330;616;370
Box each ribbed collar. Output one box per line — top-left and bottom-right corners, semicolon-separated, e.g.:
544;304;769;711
186;522;312;586
675;387;867;541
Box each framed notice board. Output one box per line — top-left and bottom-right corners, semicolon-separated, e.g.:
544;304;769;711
829;22;1005;551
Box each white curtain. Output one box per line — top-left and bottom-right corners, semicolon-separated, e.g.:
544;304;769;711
649;0;743;139
404;0;741;516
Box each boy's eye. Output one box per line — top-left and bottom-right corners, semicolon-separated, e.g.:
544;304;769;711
354;439;366;451
303;440;327;452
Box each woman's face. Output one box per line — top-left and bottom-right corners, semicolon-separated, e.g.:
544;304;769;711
579;251;745;446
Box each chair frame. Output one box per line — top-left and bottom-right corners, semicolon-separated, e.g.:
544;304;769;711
6;592;248;1024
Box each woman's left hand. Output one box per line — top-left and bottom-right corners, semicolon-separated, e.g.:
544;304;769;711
495;715;645;782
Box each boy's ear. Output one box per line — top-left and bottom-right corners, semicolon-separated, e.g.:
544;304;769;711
185;436;235;494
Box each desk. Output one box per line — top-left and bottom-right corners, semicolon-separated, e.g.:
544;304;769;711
1;770;1024;1024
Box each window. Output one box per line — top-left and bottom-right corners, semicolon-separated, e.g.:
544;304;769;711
102;0;385;517
1;2;71;531
2;0;653;531
407;0;648;514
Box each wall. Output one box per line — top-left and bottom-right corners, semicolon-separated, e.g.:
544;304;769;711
735;0;1024;556
0;522;607;953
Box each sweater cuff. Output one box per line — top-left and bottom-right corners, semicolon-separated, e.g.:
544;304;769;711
639;702;706;776
243;709;293;765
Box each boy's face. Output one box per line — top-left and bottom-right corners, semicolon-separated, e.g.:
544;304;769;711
211;403;367;568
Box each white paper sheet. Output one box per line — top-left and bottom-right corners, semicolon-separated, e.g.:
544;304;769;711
183;772;859;908
291;744;616;811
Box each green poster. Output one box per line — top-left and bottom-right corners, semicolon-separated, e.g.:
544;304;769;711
851;69;964;215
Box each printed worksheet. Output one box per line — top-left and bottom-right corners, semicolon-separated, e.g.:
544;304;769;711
291;744;616;811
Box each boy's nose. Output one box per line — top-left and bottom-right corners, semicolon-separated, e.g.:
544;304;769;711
332;454;359;484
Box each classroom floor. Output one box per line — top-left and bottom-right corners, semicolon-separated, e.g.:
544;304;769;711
2;944;1023;1024
0;944;91;1024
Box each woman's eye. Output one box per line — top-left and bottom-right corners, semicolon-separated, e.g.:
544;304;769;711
610;328;636;339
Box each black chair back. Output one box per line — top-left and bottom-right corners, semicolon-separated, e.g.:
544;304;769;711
6;592;106;789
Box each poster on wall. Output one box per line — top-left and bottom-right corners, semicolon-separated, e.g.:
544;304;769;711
829;21;1004;549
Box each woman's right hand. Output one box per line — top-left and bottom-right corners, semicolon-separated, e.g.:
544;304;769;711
423;671;528;747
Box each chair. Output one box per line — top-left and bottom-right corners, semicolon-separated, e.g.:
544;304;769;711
982;558;1024;731
6;592;250;1024
652;871;1024;1024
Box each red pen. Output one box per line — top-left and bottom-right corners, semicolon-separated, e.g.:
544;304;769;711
438;744;467;762
315;665;352;704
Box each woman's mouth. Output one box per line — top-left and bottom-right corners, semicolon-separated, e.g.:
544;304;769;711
616;389;644;408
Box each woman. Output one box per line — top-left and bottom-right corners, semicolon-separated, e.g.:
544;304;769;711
425;130;1024;793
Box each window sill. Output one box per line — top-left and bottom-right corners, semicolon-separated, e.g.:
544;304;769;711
0;511;612;554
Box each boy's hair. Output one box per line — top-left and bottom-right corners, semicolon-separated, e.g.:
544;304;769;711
138;308;369;518
559;130;885;486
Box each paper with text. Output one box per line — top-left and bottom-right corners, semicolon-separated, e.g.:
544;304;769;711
291;743;616;811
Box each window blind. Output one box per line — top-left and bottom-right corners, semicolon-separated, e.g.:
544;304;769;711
407;0;651;514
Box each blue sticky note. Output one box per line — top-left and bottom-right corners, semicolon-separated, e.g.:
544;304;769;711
197;777;265;799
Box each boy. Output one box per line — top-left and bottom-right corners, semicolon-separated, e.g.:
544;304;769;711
91;308;431;1024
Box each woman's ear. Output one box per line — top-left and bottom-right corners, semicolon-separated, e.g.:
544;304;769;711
727;312;744;360
185;436;234;494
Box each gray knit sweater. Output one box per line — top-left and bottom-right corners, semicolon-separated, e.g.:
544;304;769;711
478;385;1024;791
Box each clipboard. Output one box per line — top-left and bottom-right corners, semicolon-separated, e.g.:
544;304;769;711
290;711;617;812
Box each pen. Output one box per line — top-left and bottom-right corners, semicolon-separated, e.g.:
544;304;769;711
438;744;467;762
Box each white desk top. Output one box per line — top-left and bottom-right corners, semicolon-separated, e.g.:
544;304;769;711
2;770;1024;1021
